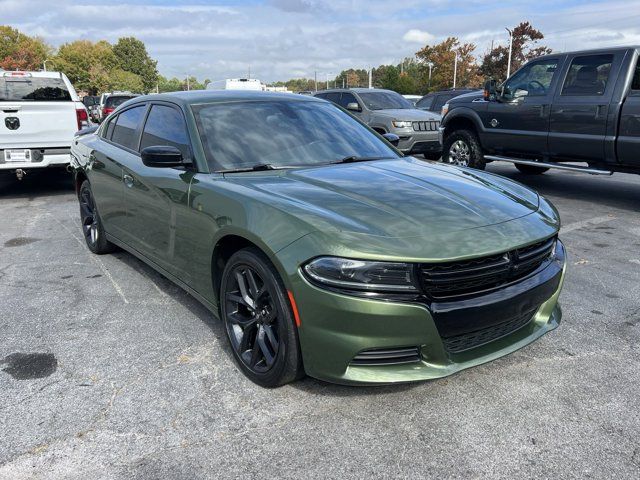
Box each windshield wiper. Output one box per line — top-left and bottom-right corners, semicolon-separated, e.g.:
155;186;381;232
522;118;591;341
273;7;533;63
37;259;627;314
330;156;392;164
217;163;288;173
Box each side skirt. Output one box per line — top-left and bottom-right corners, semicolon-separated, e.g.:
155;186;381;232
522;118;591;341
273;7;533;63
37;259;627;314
105;232;220;320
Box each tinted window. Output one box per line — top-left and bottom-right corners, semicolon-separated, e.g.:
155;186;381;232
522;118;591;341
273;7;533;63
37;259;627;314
315;93;328;99
105;95;136;108
140;105;191;160
432;95;451;111
110;106;145;150
504;59;558;98
562;54;614;96
103;116;117;140
325;93;341;104
632;61;640;91
338;92;358;109
0;77;71;101
193;100;399;171
415;96;434;109
358;91;413;110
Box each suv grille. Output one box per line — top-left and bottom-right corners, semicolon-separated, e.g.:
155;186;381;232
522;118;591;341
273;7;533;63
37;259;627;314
419;236;556;300
351;347;420;366
412;120;440;132
442;309;537;353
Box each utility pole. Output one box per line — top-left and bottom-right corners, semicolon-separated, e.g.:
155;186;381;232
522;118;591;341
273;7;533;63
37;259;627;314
248;65;251;79
506;28;513;78
453;53;458;89
326;73;329;89
314;71;317;92
186;76;190;91
427;62;433;89
42;59;49;72
368;67;373;89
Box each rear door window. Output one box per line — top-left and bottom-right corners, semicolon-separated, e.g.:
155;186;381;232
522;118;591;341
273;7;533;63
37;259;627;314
338;92;358;109
110;105;146;150
325;93;341;104
0;76;71;101
105;95;135;109
415;96;434;109
561;54;614;96
140;104;191;160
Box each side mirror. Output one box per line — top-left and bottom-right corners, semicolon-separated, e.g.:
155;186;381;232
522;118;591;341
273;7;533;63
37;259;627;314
141;145;184;168
382;132;400;147
483;79;497;100
346;102;361;112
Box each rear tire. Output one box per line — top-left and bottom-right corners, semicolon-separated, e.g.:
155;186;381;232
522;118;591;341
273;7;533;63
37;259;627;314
220;247;304;387
515;163;549;175
442;129;485;169
78;180;116;254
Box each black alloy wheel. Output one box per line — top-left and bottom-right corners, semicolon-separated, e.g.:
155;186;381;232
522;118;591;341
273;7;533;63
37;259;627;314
221;248;303;387
78;180;115;254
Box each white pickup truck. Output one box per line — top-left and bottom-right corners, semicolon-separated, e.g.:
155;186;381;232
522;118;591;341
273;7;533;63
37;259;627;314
0;71;90;179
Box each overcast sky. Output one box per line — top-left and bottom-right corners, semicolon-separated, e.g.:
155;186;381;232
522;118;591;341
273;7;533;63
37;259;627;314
3;0;640;82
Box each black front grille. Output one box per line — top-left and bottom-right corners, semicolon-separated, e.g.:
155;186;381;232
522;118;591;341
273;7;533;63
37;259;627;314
412;120;440;132
442;309;537;353
351;347;420;366
420;236;556;300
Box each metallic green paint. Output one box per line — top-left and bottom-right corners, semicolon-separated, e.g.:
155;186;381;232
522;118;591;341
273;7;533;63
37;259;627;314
74;91;566;385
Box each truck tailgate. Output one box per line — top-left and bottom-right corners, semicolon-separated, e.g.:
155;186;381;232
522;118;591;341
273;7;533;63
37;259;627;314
1;102;77;149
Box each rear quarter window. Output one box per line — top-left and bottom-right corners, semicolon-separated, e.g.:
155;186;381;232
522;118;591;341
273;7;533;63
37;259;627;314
110;105;146;150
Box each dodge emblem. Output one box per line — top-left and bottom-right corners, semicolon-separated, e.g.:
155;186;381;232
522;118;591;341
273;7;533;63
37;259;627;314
5;117;20;130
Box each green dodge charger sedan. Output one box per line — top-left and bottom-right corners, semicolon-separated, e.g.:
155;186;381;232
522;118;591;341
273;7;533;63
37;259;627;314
70;91;566;387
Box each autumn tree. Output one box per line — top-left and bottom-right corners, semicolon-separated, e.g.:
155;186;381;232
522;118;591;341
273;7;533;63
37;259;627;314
479;22;552;82
112;37;158;92
0;25;51;71
415;37;481;92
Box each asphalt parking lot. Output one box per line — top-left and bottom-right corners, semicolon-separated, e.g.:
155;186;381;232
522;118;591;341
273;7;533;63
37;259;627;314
1;163;639;479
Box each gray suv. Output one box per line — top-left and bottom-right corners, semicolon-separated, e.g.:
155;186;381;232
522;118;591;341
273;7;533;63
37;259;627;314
314;88;442;159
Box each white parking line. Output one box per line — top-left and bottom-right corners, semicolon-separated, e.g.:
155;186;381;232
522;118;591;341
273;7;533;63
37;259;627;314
560;215;615;234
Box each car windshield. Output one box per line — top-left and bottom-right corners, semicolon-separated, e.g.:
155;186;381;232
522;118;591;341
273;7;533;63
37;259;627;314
192;100;400;171
357;91;413;110
0;77;71;101
105;96;135;108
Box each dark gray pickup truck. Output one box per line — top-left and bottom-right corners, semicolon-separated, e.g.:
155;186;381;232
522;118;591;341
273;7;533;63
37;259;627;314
439;46;640;175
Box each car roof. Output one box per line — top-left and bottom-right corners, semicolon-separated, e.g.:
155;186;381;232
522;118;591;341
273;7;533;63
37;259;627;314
535;45;639;59
130;90;325;107
315;88;396;95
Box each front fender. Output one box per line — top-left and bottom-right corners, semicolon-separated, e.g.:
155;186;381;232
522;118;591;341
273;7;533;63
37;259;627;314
441;106;488;136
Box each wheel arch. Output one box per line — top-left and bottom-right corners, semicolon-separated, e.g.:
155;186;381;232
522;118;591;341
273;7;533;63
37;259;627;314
442;108;486;146
210;231;290;308
74;168;88;195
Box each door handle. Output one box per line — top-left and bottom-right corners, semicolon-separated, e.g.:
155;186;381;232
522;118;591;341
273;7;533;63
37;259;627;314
123;174;134;188
533;104;548;117
595;105;607;119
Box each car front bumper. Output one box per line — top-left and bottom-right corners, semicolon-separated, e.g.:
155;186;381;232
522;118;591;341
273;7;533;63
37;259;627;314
394;129;440;154
284;240;566;385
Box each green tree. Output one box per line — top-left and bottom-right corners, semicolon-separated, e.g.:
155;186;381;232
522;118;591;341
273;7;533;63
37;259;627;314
479;22;552;82
0;25;51;71
112;37;158;92
53;40;117;93
109;68;144;93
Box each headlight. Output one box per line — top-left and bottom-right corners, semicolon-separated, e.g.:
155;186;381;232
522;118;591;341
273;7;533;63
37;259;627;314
441;103;449;117
303;257;418;292
392;120;412;128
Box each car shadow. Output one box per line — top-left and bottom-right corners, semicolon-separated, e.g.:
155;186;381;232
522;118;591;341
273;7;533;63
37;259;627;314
0;169;75;199
485;164;640;213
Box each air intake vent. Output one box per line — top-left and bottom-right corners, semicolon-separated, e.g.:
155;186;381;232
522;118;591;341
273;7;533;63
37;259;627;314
420;236;556;300
351;347;420;366
442;309;537;353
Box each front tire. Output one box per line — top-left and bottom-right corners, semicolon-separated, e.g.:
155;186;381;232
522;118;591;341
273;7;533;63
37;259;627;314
442;129;485;169
78;180;116;254
220;248;304;387
515;163;549;175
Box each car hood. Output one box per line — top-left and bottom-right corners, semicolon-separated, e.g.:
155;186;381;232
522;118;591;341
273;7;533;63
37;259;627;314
373;109;441;121
225;158;541;239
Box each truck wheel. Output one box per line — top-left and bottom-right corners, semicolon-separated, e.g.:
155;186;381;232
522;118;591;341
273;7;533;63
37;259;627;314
515;164;549;175
442;130;485;169
78;180;116;254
